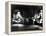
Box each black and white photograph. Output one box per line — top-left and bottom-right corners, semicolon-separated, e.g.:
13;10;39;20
11;4;43;32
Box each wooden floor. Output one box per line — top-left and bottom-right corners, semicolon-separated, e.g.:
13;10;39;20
11;24;43;32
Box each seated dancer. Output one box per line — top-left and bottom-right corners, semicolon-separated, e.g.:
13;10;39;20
32;10;43;27
12;9;24;27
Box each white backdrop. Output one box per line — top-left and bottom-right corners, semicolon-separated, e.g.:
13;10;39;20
0;0;46;36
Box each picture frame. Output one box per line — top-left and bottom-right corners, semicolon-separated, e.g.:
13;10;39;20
5;1;45;35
